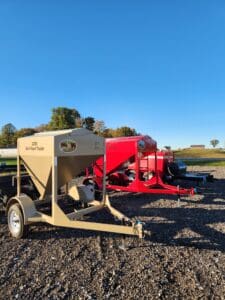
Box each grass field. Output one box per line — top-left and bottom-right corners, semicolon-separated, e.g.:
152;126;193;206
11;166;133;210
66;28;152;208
174;148;225;158
0;158;16;165
174;148;225;166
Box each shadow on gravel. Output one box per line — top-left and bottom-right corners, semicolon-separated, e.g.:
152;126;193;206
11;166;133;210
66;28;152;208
1;178;225;252
143;206;225;252
111;179;225;252
29;225;102;240
0;210;6;223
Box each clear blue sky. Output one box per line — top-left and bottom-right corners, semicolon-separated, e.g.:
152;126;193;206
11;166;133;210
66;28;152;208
0;0;225;149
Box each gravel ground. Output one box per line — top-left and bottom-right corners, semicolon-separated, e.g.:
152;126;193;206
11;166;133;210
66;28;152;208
1;166;225;299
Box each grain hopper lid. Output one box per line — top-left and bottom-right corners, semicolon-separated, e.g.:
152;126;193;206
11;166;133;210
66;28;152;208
17;128;104;199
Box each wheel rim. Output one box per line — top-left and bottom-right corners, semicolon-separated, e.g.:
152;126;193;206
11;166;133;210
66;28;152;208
9;210;21;235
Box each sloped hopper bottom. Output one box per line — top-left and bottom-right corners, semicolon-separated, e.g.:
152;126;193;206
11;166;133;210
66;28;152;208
22;155;100;199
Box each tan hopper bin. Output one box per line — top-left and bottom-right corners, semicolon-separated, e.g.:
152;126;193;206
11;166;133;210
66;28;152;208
6;129;143;239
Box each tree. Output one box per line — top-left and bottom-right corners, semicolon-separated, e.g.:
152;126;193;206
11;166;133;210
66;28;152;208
35;124;49;132
48;107;81;130
101;128;114;138
0;123;17;147
84;117;95;131
112;126;137;137
164;146;171;151
75;118;84;128
210;139;219;148
94;120;106;134
15;128;37;139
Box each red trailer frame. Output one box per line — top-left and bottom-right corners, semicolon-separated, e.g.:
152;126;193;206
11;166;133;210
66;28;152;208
85;136;195;197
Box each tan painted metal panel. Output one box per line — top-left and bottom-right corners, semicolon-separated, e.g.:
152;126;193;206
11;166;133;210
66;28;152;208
15;129;143;238
18;135;53;157
18;129;104;199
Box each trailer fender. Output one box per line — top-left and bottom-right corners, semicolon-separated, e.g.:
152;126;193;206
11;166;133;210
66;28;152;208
6;194;37;224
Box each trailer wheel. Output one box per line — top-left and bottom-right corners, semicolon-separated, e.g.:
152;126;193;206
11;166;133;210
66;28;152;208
7;203;28;239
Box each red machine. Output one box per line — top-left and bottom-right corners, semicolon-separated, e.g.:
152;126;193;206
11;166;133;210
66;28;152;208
84;136;195;197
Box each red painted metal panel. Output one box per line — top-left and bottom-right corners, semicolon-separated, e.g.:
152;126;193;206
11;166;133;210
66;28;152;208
86;136;195;196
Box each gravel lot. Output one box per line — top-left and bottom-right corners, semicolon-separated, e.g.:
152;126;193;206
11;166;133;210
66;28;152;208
1;166;225;299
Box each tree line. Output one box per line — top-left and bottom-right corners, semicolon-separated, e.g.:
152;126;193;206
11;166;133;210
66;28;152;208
0;107;138;148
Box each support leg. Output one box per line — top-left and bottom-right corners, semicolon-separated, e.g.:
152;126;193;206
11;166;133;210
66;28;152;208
119;219;127;251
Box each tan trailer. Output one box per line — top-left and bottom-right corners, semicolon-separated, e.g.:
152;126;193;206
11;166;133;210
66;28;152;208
6;129;143;239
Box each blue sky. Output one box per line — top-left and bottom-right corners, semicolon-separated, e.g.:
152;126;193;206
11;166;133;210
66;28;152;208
0;0;225;149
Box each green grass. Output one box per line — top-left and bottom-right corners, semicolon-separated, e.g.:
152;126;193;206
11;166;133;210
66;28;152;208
174;148;225;159
0;158;16;165
174;148;225;166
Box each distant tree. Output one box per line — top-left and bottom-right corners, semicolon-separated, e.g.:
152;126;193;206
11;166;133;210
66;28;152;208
84;117;95;131
210;139;219;148
15;128;37;139
75;118;84;128
48;107;81;130
35;124;49;132
94;120;106;134
164;146;171;151
112;126;137;137
0;123;17;147
101;128;114;138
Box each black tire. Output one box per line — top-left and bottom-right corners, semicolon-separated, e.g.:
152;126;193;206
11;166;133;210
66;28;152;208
167;162;180;177
7;203;28;239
